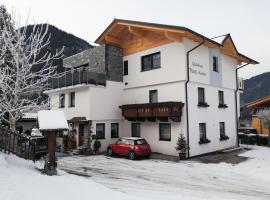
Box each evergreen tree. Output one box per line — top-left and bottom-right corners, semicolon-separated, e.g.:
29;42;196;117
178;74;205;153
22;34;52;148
175;133;188;155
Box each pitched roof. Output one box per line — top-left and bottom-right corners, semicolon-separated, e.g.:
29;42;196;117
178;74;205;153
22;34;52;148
246;95;270;109
95;19;258;64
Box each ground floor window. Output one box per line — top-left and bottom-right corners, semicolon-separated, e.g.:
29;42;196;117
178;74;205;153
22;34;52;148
199;123;210;144
111;123;119;138
131;123;140;137
96;123;105;139
159;123;171;141
219;122;229;140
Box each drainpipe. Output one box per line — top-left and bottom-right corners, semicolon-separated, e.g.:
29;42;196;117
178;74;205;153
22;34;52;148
235;63;250;146
185;39;205;158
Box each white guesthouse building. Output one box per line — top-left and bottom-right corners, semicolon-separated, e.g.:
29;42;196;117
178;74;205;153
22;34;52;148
45;19;258;157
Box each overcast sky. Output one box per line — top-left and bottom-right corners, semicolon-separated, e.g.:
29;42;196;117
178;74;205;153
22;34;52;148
2;0;269;79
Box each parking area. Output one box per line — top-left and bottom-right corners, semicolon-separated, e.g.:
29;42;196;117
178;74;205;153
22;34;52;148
58;147;270;200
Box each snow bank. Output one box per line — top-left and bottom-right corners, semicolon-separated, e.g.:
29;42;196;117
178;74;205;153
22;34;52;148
0;152;143;200
38;110;68;130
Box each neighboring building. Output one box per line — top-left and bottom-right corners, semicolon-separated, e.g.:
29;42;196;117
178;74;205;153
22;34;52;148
45;19;258;157
17;113;38;134
246;95;270;135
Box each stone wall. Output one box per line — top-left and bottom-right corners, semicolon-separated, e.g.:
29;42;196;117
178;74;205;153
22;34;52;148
63;44;123;82
63;46;106;74
105;45;123;82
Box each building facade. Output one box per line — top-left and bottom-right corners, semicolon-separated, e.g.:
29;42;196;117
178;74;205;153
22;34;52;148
45;19;258;157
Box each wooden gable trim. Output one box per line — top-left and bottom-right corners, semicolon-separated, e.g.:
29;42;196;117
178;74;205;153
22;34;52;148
96;19;258;64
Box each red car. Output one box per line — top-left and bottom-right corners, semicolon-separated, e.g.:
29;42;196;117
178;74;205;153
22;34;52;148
107;137;151;160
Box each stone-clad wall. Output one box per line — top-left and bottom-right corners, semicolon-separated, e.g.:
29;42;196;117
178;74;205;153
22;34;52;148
106;45;123;82
63;45;106;74
63;44;123;82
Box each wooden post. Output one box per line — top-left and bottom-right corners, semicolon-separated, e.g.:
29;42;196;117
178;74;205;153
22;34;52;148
47;132;56;167
44;131;57;175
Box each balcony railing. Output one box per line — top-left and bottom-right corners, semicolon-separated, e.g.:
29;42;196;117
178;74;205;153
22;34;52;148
119;101;184;122
48;67;106;90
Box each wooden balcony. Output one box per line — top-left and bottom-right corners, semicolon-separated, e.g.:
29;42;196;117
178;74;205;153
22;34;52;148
119;101;184;122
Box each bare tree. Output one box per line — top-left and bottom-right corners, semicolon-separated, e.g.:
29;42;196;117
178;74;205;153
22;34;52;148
0;9;63;131
256;108;270;146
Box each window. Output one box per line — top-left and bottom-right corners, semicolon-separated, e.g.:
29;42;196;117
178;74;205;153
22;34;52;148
218;91;227;108
149;90;158;103
141;52;161;71
219;122;225;136
59;94;65;108
69;92;75;107
219;122;229;140
198;88;205;103
159;123;171;141
199;123;210;144
213;56;218;72
123;61;128;76
96;123;105;139
218;91;224;104
111;123;119;138
131;123;140;137
198;87;209;107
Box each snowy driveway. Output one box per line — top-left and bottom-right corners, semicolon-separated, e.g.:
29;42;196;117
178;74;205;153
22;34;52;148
58;147;270;200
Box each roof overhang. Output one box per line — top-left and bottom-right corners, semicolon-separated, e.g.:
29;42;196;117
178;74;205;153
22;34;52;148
246;95;270;109
95;19;258;64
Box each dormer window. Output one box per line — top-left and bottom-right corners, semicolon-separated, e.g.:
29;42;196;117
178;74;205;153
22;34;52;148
213;56;218;72
141;52;161;71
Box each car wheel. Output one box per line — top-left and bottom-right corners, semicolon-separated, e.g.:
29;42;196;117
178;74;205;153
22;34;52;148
128;151;136;160
107;148;113;156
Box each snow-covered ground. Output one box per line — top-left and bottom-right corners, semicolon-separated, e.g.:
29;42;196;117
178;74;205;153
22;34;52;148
1;146;270;200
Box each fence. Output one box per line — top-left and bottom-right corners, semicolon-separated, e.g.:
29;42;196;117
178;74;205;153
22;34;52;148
0;126;36;161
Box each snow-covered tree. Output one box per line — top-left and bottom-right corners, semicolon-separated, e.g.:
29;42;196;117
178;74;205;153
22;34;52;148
257;108;270;146
0;7;63;131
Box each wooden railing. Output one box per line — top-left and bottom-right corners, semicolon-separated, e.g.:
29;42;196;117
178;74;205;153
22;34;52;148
119;101;184;122
0;126;37;161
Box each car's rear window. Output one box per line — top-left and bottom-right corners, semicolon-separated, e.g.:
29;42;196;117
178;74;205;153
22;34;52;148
135;139;147;145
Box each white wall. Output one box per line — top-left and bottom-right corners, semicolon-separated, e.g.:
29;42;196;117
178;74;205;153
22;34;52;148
89;81;123;120
123;42;186;89
49;85;90;120
187;82;237;156
91;119;126;152
222;54;237;90
184;38;210;84
122;81;185;104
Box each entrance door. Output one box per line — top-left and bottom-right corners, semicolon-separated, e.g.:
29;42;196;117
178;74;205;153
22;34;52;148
78;124;85;146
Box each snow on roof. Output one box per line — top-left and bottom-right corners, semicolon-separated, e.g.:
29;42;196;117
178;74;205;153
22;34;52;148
38;110;68;131
22;113;38;119
211;35;227;45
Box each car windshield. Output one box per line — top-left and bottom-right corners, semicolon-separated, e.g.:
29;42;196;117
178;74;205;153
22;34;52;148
135;139;147;145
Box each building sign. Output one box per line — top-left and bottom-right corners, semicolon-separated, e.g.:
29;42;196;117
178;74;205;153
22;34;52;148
190;61;206;76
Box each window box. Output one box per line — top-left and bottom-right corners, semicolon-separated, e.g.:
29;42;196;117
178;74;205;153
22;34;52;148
199;138;211;144
198;102;209;107
220;135;229;141
218;104;228;108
